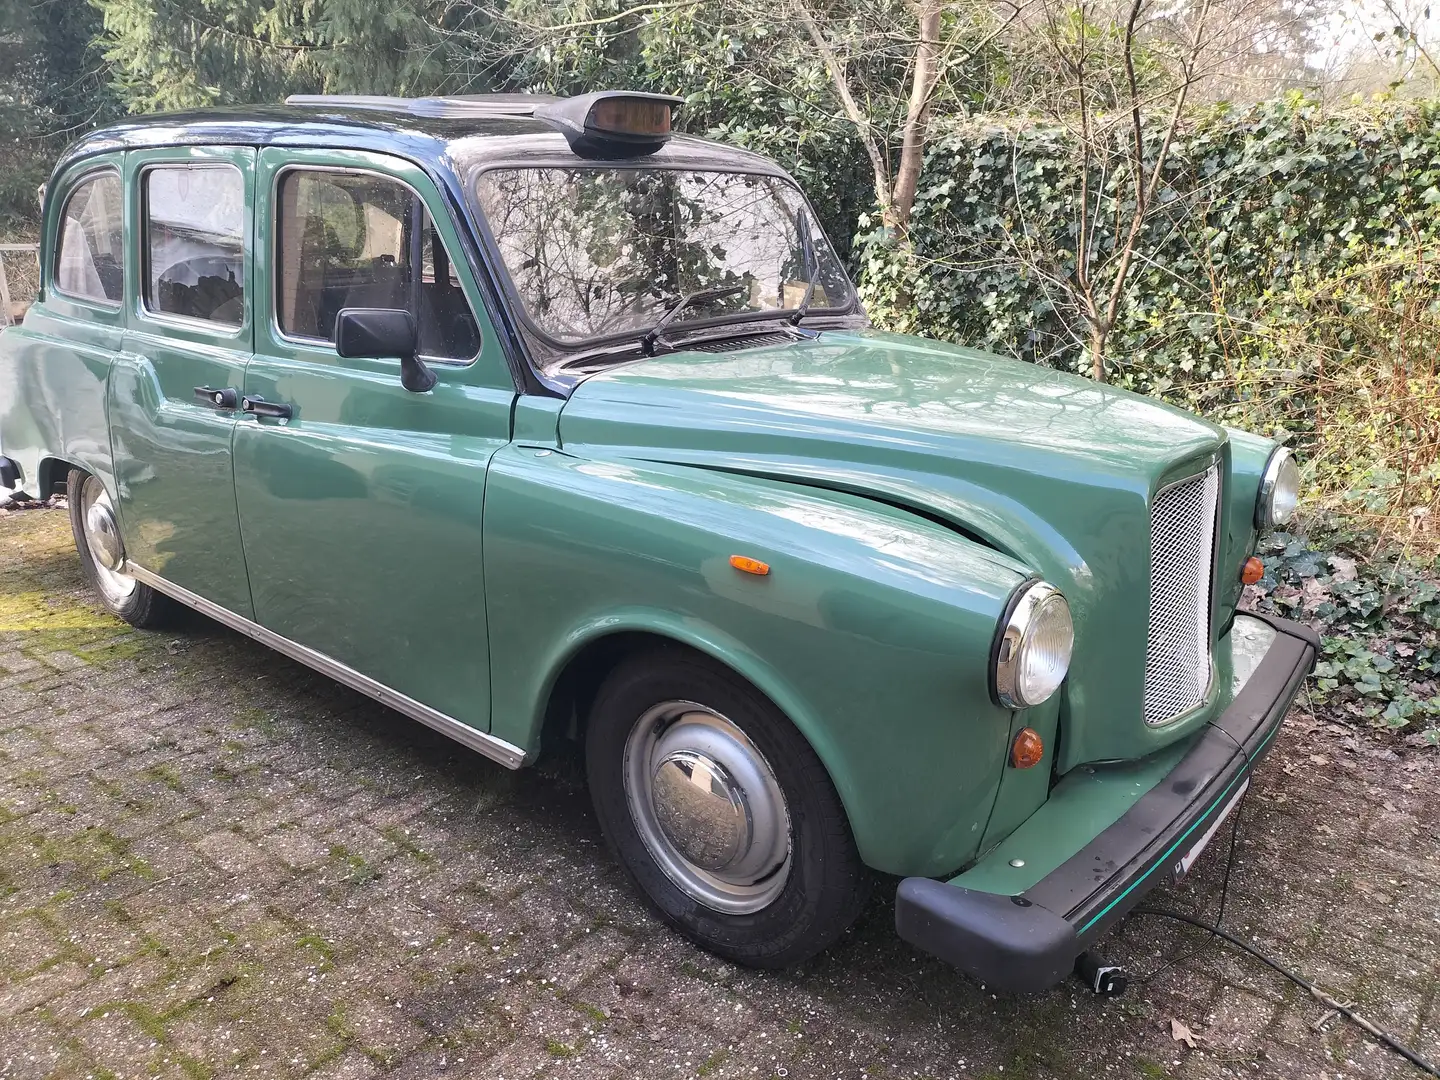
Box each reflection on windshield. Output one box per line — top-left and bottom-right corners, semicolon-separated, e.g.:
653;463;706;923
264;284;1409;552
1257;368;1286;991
473;168;853;344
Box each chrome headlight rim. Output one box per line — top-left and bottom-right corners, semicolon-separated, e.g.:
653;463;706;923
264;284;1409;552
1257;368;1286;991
991;579;1074;710
1256;446;1299;529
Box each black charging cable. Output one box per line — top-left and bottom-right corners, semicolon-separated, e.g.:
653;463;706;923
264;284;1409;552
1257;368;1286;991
1132;794;1245;987
1125;720;1440;1077
1131;906;1440;1077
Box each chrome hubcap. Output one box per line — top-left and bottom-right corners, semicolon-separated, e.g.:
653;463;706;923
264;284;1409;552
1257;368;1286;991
85;500;123;570
652;751;749;871
624;701;791;914
79;477;135;604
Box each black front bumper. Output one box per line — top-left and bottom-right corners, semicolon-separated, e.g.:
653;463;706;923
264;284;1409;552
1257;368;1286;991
894;612;1318;993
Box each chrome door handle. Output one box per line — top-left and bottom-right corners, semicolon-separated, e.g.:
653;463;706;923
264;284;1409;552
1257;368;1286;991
240;395;293;421
194;386;239;409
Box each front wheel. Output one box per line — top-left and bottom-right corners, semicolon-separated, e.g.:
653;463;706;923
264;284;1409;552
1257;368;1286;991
67;468;175;628
586;647;869;968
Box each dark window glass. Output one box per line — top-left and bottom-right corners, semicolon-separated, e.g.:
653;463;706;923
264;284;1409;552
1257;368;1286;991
144;165;246;325
472;168;854;344
55;172;124;304
275;170;480;362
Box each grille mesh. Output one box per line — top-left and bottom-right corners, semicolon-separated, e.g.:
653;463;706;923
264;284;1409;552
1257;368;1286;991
1144;464;1221;725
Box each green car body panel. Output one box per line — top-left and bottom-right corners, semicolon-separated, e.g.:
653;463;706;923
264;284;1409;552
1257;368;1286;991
0;152;127;512
111;144;257;618
0;101;1298;899
483;445;1027;874
234;146;516;731
556;332;1246;772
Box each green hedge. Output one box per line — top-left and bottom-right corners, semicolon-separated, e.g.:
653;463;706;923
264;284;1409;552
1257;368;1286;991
862;97;1440;387
857;95;1440;526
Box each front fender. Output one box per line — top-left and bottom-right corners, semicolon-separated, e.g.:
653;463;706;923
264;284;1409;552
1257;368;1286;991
1221;426;1279;617
482;443;1030;876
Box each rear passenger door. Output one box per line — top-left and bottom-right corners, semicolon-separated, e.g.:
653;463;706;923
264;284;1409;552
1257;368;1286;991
110;146;256;618
5;158;127;499
232;148;515;732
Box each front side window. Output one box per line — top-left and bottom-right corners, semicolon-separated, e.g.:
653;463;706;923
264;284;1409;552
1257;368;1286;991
473;168;855;346
54;171;124;304
275;170;480;362
144;165;246;325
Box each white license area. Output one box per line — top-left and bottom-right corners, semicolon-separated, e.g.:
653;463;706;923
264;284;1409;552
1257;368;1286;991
1173;778;1249;881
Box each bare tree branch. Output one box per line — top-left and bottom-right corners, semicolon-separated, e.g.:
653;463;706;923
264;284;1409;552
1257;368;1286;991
497;0;704;32
889;0;942;230
790;0;892;214
1098;0;1214;371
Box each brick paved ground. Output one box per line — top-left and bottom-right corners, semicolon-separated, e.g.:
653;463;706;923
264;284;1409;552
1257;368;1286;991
0;507;1437;1080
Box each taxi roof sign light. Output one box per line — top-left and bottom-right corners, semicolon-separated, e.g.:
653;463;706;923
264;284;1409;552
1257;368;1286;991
534;91;683;159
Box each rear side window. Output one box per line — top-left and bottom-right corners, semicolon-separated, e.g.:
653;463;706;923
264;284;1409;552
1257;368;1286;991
143;165;245;326
54;171;124;304
275;169;480;361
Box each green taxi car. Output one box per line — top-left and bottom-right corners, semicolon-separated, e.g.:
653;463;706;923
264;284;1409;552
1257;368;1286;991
0;91;1315;991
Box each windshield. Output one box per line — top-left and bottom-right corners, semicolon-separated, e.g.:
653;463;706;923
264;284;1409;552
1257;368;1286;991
473;167;855;345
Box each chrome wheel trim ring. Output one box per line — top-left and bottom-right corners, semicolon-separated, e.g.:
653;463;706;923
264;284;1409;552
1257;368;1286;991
79;477;136;604
623;700;792;915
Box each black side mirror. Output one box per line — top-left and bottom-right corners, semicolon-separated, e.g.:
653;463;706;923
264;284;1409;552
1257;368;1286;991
334;307;437;393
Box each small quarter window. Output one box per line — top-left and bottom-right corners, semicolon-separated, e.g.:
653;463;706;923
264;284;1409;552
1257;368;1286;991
144;165;246;326
54;171;124;304
276;169;480;361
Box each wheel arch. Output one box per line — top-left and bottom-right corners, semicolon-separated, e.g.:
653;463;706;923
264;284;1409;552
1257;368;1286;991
532;615;868;847
39;456;79;497
483;446;1026;875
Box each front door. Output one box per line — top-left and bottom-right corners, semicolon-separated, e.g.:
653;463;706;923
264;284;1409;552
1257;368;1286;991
232;148;515;731
111;146;255;618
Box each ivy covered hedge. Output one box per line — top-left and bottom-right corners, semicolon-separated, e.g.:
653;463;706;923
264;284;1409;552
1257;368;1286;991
851;95;1440;741
858;96;1440;535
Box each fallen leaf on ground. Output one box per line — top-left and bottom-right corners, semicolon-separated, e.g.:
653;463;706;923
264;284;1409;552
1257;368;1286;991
1301;578;1330;610
1170;1018;1198;1048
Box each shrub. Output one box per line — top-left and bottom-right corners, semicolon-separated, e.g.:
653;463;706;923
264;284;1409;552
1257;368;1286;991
859;95;1440;547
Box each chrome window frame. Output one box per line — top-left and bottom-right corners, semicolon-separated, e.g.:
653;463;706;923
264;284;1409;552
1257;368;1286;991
269;163;482;368
137;161;249;333
50;166;125;310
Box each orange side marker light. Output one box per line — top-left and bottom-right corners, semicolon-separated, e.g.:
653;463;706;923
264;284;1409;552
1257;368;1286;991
1241;556;1264;585
1010;727;1044;769
729;555;771;576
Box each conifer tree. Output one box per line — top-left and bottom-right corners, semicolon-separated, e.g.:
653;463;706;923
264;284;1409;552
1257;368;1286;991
91;0;494;112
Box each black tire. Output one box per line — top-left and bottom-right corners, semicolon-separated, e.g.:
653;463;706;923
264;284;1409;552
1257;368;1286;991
586;645;870;968
66;467;176;629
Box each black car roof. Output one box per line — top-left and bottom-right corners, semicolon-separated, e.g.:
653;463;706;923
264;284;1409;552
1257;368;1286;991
53;96;785;181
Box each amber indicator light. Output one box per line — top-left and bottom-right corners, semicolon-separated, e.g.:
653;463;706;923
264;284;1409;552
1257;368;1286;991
729;555;770;576
1010;727;1044;769
589;99;672;136
1241;556;1264;585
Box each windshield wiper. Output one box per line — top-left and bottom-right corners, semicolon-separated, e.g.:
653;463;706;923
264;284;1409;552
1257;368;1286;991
640;284;749;356
790;207;820;328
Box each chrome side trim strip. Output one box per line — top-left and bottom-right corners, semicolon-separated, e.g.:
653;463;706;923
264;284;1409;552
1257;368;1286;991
125;563;527;769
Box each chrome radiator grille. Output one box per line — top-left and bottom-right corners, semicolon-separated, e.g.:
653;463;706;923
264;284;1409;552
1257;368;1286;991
1144;464;1221;726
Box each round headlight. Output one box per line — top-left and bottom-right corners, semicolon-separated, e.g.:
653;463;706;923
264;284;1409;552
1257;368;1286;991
993;582;1074;710
1256;447;1300;529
